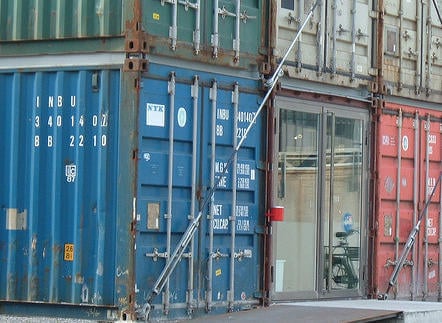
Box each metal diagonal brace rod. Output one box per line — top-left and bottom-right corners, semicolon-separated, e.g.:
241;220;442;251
378;172;442;300
140;0;319;317
432;0;442;24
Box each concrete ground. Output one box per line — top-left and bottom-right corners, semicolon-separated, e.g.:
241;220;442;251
188;300;442;323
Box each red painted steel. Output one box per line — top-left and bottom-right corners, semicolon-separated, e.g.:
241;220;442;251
373;102;442;300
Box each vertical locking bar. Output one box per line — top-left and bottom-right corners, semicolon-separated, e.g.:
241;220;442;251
395;110;403;267
193;0;201;54
424;115;430;299
229;83;239;311
164;72;176;314
169;0;178;50
350;0;356;81
207;80;218;312
187;75;199;314
411;112;419;300
233;0;241;62
212;0;220;58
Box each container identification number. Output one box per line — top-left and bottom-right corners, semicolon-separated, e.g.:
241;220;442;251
33;95;108;148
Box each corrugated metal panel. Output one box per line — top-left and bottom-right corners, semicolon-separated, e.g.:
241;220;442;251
272;0;375;89
144;0;265;68
382;1;442;103
0;69;121;306
0;0;125;41
373;102;442;299
135;63;265;319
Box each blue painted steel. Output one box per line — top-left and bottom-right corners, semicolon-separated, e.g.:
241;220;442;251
136;63;265;319
0;70;120;306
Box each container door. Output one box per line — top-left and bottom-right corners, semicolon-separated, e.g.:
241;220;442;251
273;99;368;299
374;106;442;300
135;63;265;319
0;70;120;307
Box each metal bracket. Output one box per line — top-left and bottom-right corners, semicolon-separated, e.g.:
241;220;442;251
234;249;252;261
178;0;198;11
240;10;256;23
218;6;236;19
356;28;369;40
287;12;299;25
211;249;228;260
427;258;437;268
405;48;419;58
384;258;413;268
337;24;350;35
402;30;410;41
145;248;168;262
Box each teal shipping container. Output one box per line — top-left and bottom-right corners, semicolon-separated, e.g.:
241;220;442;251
0;1;268;71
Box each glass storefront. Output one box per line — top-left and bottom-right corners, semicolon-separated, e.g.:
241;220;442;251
273;100;368;299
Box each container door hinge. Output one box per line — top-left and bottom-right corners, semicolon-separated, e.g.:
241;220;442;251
256;160;267;171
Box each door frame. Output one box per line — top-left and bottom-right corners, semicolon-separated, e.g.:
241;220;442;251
270;97;370;301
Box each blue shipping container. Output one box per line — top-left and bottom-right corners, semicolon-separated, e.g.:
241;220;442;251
0;69;126;319
0;62;266;320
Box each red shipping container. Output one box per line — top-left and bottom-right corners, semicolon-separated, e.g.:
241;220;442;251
373;102;442;300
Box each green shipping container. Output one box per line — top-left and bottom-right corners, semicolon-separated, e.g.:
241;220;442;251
144;0;267;69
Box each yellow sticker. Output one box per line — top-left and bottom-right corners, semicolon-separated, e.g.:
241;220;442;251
215;269;222;276
64;243;74;261
153;13;160;20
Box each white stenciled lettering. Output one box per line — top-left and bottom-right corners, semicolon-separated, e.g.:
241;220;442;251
101;114;108;126
237;219;250;231
36;96;40;108
47;136;53;147
217;108;230;120
34;136;40;147
35;116;40;127
215;161;228;174
236;205;249;217
212;204;223;216
237;177;250;189
70;96;76;107
57;96;63;107
237;111;255;123
237;163;250;176
216;124;223;136
216;176;227;188
48;96;54;108
213;218;229;230
236;128;247;138
93;135;107;147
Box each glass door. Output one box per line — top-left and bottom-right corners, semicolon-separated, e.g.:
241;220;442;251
273;101;367;299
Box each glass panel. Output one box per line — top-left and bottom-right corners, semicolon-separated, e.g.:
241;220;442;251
275;110;319;292
323;116;362;291
281;0;295;10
